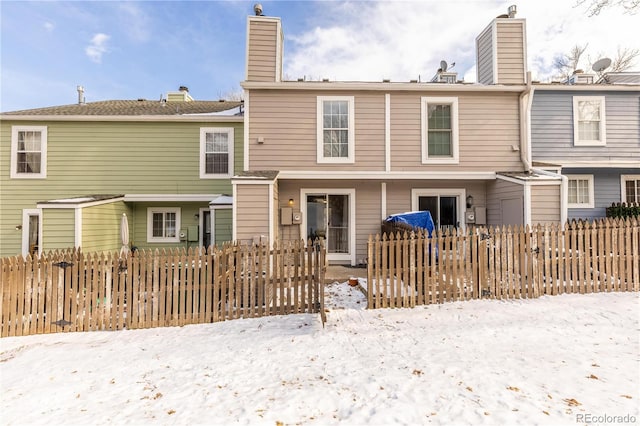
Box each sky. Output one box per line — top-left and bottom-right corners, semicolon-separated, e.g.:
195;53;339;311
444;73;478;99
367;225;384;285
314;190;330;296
1;281;638;425
1;0;639;112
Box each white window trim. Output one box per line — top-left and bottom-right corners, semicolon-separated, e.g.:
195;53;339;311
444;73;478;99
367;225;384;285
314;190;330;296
421;97;459;164
566;174;595;209
572;96;606;146
146;207;181;243
621;174;640;204
300;188;356;265
21;209;42;257
411;188;466;231
316;96;355;164
200;127;234;179
10;125;48;179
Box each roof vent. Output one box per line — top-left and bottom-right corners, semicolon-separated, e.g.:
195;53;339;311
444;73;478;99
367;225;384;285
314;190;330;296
508;5;517;18
77;85;85;105
564;70;595;85
179;86;189;92
253;3;263;16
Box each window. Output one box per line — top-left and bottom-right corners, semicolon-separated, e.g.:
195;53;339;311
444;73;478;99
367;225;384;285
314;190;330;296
11;126;47;178
573;96;606;146
316;96;355;163
421;97;459;164
621;175;640;204
147;208;181;243
411;188;465;231
200;127;233;178
567;175;594;208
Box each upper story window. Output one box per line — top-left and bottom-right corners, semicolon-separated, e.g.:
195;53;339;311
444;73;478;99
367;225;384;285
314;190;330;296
573;96;606;146
316;96;355;164
621;175;639;204
421;97;459;164
147;208;180;243
10;126;47;179
567;174;594;208
200;127;234;178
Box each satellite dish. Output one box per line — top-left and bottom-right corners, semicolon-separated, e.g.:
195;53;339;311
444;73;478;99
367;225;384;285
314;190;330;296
592;57;611;73
440;60;448;72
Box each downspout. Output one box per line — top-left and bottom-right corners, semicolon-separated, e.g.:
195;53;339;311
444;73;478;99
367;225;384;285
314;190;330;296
520;72;568;226
519;72;533;225
519;71;533;172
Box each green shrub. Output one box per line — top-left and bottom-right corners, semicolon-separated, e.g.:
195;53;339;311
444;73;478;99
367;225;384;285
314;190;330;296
606;202;640;219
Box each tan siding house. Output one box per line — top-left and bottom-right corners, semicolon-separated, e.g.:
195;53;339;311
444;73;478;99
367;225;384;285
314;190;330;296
236;7;562;265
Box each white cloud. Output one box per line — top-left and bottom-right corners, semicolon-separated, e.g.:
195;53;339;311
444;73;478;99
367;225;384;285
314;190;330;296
118;2;151;43
43;21;55;32
284;1;640;83
85;33;110;63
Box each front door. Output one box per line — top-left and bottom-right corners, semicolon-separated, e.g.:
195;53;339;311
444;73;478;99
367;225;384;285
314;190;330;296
303;190;354;264
202;210;211;248
22;209;41;256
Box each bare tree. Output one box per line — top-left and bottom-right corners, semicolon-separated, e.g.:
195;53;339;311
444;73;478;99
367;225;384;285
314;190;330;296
217;87;244;101
555;45;638;80
553;44;589;80
575;0;639;16
609;47;640;71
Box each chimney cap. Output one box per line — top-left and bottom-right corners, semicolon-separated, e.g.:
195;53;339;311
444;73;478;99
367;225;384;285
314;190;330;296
179;86;189;92
253;3;263;16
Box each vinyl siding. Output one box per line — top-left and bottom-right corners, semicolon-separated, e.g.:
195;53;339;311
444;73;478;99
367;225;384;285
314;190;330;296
249;90;386;170
235;184;270;243
531;90;640;162
391;92;522;171
214;209;232;245
247;18;280;82
486;179;524;225
248;90;523;172
277;180;381;263
496;21;526;85
476;26;494;85
565;167;640;221
0;120;242;257
530;185;561;224
129;202;208;251
81;201;131;253
41;209;75;252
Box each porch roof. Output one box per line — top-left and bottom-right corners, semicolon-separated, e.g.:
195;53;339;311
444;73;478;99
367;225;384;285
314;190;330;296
37;194;124;209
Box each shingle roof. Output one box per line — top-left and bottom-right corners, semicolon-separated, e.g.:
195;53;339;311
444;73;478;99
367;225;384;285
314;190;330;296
1;100;243;116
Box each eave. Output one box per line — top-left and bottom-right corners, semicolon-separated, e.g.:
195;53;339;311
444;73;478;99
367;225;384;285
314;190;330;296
241;81;527;93
0;115;244;122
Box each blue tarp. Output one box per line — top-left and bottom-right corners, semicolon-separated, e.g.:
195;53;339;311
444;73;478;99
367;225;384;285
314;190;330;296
384;211;435;237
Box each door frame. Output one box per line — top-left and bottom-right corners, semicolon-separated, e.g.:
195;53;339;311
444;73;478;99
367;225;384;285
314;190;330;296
411;188;466;231
22;208;42;256
300;188;356;265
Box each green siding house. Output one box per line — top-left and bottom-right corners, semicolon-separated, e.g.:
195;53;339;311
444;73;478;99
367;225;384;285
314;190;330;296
0;88;242;257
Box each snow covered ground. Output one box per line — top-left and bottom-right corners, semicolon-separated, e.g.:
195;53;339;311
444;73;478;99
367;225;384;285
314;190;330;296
1;281;638;425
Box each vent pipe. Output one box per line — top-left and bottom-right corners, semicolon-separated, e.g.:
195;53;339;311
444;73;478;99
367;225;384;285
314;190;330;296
508;5;517;18
77;85;85;105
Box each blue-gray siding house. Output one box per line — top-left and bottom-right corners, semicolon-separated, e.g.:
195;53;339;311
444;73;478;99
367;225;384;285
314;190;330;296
531;73;640;221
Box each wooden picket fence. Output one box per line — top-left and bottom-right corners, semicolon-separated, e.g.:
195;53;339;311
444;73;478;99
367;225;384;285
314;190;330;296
367;217;639;309
0;240;326;337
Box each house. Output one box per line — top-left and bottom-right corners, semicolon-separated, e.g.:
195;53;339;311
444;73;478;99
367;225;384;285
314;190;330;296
235;6;564;265
0;87;243;257
531;72;640;221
